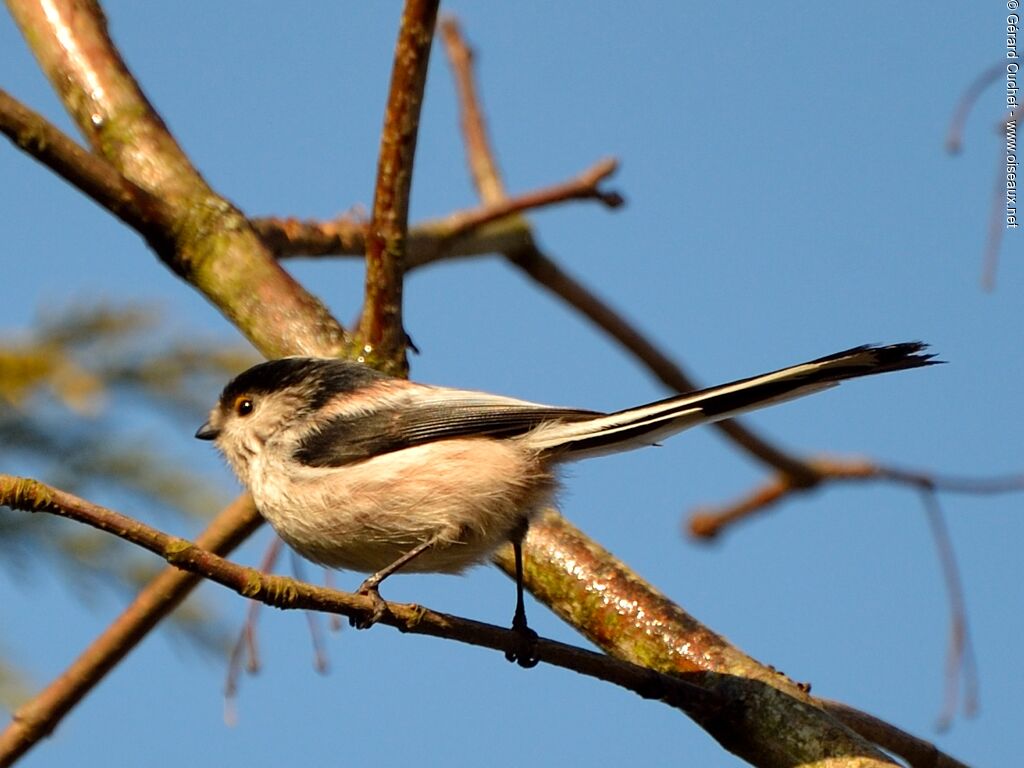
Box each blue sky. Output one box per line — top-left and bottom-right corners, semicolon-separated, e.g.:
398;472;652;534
1;3;1020;767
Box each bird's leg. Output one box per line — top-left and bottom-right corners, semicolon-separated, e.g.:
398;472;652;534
505;524;539;668
352;533;443;630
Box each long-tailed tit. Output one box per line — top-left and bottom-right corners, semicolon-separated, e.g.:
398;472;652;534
197;342;936;665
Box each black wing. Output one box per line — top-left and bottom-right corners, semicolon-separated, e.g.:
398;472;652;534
293;394;601;467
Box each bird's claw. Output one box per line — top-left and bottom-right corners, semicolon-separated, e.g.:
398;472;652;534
505;619;539;668
351;582;388;629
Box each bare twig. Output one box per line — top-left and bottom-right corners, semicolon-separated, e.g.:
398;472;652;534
0;494;262;767
439;16;822;484
945;63;1003;154
688;457;1022;731
436;157;623;239
224;536;284;725
289;552;333;676
688;458;1024;538
252;155;621;266
253;156;621;267
359;0;440;372
0;475;721;721
919;491;979;731
254;214;370;259
944;64;1022;291
439;17;504;210
982;149;1010;291
823;699;971;768
439;17;505;203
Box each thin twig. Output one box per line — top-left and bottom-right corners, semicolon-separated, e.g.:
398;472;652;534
439;17;505;203
982;149;1009;291
224;536;284;725
439;16;820;483
0;475;721;721
919;491;979;731
822;699;971;768
945;63;1003;154
944;64;1021;291
689;458;1024;538
253;156;622;265
359;0;440;372
288;550;332;675
687;457;1020;731
255;214;370;259
0;494;262;767
436;157;623;239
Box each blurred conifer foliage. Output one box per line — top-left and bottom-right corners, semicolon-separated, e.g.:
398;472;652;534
0;304;258;708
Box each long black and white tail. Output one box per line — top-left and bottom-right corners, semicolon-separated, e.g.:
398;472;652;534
534;343;938;459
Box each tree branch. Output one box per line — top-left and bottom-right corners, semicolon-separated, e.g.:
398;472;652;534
492;512;898;767
687;456;1024;737
438;18;900;766
0;88;164;236
1;3;352;762
944;64;1021;290
6;474;968;767
687;457;1024;539
440;156;623;237
822;700;970;768
439;17;505;202
0;476;722;723
444;16;824;483
6;0;347;358
252;156;622;266
359;0;440;372
0;493;262;767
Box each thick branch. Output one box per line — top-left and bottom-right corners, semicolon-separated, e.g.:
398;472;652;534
359;0;439;372
1;3;351;762
6;0;347;358
256;209;531;265
500;512;907;767
0;89;164;235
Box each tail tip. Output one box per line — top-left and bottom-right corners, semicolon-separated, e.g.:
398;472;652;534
817;342;943;375
865;341;943;369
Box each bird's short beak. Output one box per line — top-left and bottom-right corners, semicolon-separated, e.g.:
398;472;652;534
194;421;220;441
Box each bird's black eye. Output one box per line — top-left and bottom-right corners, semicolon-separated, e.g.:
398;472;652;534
234;396;254;417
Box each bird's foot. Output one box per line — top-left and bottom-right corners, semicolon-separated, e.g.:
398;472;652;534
504;614;539;668
351;581;388;629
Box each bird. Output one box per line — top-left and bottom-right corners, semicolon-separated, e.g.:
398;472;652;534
196;342;937;665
